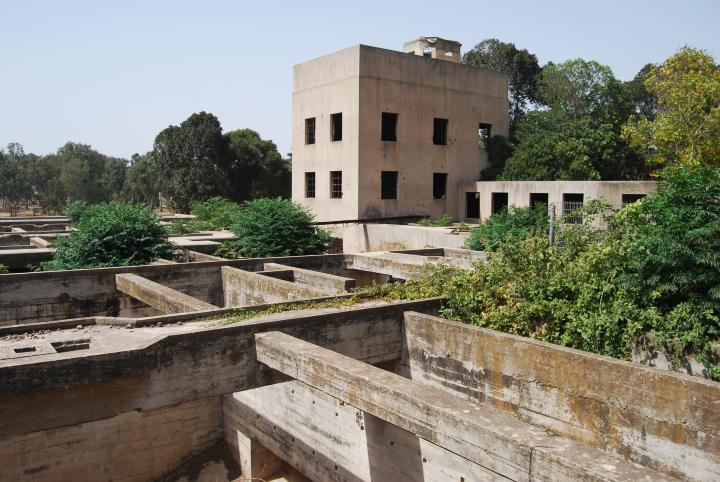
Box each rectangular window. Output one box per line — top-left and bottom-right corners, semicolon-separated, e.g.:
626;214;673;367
305;172;316;198
466;192;480;218
330;171;343;199
433;173;448;200
478;123;492;149
381;171;398;200
563;193;584;224
621;193;645;208
305;117;316;145
381;112;398;141
331;113;342;142
491;192;509;214
433;118;448;145
529;192;548;209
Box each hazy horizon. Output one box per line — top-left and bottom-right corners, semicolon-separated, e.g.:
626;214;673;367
2;0;718;159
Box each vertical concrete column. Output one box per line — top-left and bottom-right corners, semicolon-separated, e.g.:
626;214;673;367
227;416;284;480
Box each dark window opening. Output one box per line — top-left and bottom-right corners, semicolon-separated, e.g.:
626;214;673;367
305;172;316;198
563;193;584;224
330;171;343;199
466;192;480;218
478;123;492;149
381;171;398;200
621;193;645;208
305;118;316;145
491;192;509;214
530;192;549;210
433;118;448;145
381;112;398;141
331;113;342;142
433;173;448;200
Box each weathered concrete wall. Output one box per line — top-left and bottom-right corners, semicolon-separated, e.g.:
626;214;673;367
337;223;469;252
263;262;355;292
403;312;720;481
221;266;333;306
223;381;501;482
0;397;222;482
0;300;440;437
116;273;218;314
0;254;350;325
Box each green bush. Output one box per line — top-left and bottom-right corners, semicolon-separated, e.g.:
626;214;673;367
188;197;242;231
41;202;176;270
418;214;454;227
65;200;91;224
225;198;330;258
166;219;192;235
379;166;720;379
465;204;548;251
0;264;8;274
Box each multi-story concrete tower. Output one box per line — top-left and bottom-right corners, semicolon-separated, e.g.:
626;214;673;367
292;37;509;222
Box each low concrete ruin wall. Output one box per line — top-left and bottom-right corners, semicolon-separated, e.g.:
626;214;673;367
0;397;222;482
403;312;720;481
0;254;349;326
338;223;469;252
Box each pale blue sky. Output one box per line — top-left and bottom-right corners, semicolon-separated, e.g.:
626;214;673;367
1;0;718;159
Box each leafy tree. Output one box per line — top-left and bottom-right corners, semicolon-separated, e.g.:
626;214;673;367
500;110;611;180
124;152;162;208
463;39;541;134
56;142;125;204
622;47;720;167
479;135;514;180
466;204;548;251
153;112;228;212
0;144;33;216
225;198;330;258
539;59;631;125
224;129;291;200
41;203;176;270
626;63;659;121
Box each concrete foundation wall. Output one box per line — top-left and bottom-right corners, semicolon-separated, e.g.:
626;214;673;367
403;312;720;481
0;396;222;482
0;255;350;326
221;266;331;306
337;223;469;252
223;381;500;482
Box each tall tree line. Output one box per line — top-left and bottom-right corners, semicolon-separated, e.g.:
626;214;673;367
0;113;290;215
463;38;661;181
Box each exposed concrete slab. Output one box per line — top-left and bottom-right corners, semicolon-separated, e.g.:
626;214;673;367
403;311;720;481
346;252;426;279
255;331;673;482
224;381;505;482
28;236;51;248
221;266;332;307
116;273;217;314
264;262;356;292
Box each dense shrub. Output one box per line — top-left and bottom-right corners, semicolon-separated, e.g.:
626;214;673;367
41;202;176;270
465;204;548;251
225;198;330;258
65;200;91;224
0;264;7;274
188;197;242;231
418;214;454;227
374;166;720;379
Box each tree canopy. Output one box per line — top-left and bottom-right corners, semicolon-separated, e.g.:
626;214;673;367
622;47;720;168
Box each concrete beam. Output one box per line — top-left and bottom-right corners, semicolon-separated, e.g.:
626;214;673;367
223;381;504;482
115;273;216;314
0;248;53;270
221;266;332;307
345;253;425;280
263;262;355;292
28;237;51;248
255;331;672;482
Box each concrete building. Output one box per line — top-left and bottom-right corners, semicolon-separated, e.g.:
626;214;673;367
292;37;509;222
463;179;658;222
